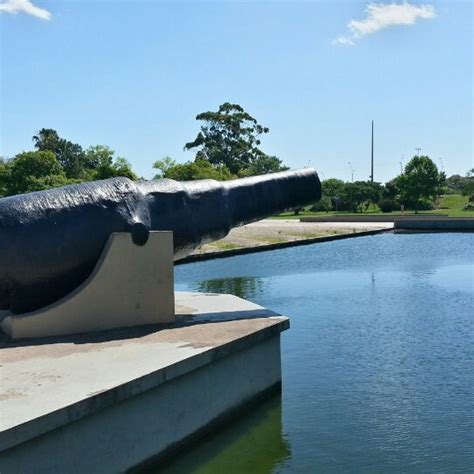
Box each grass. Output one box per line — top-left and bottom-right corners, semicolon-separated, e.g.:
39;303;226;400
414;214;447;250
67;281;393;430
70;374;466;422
271;195;474;219
437;194;468;209
208;242;241;250
251;236;288;245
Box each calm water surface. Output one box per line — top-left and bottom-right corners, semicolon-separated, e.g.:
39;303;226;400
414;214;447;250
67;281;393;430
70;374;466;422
158;233;473;473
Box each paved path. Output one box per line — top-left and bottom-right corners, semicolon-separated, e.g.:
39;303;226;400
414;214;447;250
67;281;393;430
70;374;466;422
194;219;393;254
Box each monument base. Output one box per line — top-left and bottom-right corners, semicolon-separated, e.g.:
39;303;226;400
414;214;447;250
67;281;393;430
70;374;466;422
0;292;288;473
1;231;175;340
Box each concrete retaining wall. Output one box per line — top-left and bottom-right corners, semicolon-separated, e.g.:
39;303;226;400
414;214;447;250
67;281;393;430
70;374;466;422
394;218;474;232
178;228;389;264
0;335;282;473
0;293;288;474
300;214;448;223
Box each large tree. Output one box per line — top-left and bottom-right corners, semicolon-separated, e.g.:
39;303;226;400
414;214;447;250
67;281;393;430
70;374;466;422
0;158;9;197
6;151;70;195
446;170;474;196
84;145;137;180
184;102;288;176
396;155;445;212
32;128;88;179
340;181;382;212
153;157;233;181
322;178;345;199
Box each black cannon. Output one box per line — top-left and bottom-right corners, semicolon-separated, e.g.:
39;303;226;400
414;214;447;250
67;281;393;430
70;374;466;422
0;169;321;313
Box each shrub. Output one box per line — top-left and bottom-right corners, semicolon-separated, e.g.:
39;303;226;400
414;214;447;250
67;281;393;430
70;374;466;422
417;199;435;211
310;196;332;212
464;194;474;210
378;198;397;213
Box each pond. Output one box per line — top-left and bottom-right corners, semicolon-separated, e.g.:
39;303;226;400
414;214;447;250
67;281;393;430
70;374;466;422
157;233;473;473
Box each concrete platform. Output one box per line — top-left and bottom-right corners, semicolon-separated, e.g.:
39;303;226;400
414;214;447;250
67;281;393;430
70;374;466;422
0;292;288;473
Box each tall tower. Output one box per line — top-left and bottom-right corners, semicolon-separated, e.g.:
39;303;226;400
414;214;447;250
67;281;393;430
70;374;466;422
370;120;374;182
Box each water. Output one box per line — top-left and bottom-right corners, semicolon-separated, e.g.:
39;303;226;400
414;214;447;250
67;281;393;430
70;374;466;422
158;233;474;473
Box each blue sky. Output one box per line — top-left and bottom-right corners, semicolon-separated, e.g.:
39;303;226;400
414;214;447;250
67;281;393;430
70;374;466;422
1;1;472;183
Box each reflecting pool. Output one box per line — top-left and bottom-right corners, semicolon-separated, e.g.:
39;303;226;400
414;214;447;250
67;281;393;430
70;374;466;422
158;233;474;473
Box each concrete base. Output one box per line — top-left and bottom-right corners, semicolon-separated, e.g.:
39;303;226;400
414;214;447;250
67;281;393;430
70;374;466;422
0;292;288;473
1;232;175;340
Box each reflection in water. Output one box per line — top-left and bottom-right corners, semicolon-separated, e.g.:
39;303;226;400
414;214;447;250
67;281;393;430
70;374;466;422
154;395;290;474
195;276;266;300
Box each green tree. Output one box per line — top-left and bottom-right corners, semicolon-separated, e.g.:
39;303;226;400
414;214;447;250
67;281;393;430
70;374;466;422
238;154;289;176
382;179;398;199
6;151;70;195
446;170;474;196
446;174;465;193
339;181;382;212
0;158;10;197
153;156;178;179
321;178;346;211
158;159;233;181
184;102;287;176
377;180;399;212
310;195;332;212
395;155;446;212
84;145;137;180
33;128;88;179
322;178;345;198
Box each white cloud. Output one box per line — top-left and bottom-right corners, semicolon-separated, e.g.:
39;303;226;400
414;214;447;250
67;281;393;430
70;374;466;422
333;2;436;46
333;36;356;46
0;0;51;20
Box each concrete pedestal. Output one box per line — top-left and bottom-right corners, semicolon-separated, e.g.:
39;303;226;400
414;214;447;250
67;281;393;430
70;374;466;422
0;292;288;473
2;232;175;340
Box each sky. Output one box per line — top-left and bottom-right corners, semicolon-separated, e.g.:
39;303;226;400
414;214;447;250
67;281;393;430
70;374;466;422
0;0;472;183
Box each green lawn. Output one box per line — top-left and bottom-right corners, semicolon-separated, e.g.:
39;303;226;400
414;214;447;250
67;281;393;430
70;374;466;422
272;195;474;219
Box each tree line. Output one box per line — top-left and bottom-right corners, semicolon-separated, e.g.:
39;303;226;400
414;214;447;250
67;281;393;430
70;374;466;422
0;103;288;197
1;102;472;214
0;129;137;196
313;159;473;214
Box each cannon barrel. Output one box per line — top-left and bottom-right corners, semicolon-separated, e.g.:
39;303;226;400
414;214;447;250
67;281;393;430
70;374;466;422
0;168;321;313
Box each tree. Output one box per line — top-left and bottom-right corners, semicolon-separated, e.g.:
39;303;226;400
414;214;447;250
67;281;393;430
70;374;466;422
6;151;70;195
310;195;332;213
156;159;233;181
111;157;137;180
378;180;399;212
184;102;287;176
321;178;346;211
32;128;61;153
339;181;382;212
33;128;88;179
322;178;345;197
396;155;446;212
382;179;398;199
446;174;465;193
238;154;289;176
84;146;137;180
153;156;178;179
446;171;474;196
0;158;10;197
